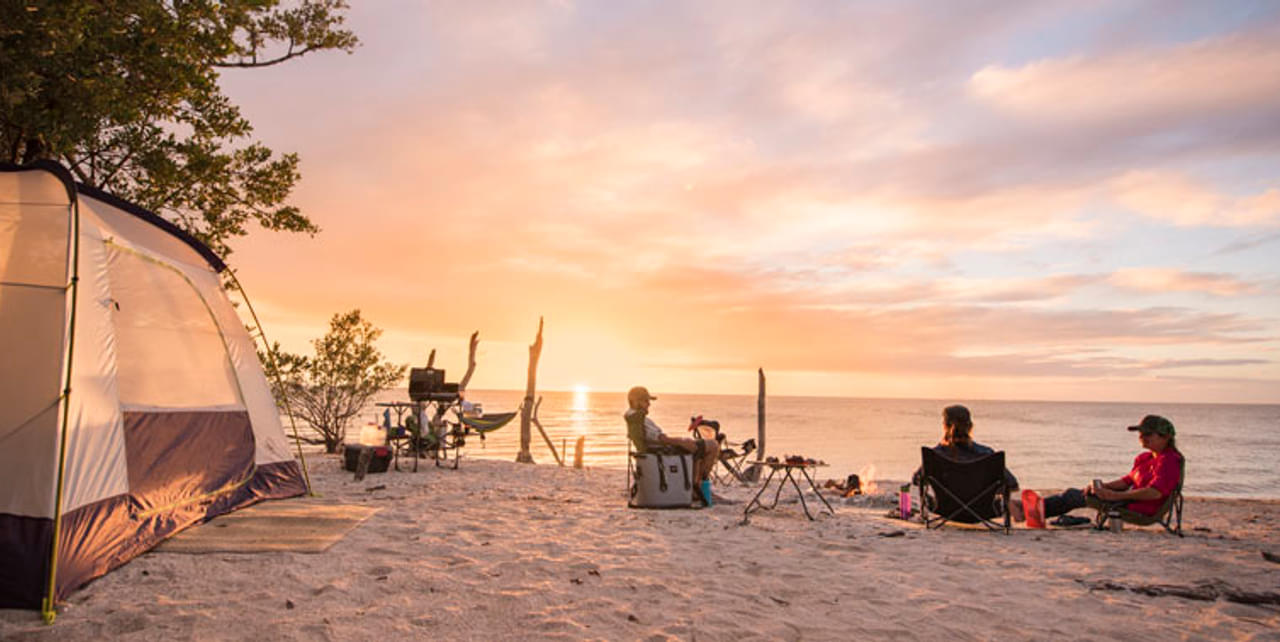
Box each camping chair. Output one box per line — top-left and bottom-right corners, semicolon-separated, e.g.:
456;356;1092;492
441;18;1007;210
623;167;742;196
713;438;757;485
1090;457;1185;536
918;447;1011;534
690;418;756;485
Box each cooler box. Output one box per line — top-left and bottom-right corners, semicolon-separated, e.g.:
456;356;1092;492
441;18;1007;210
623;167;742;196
343;445;391;473
629;452;693;508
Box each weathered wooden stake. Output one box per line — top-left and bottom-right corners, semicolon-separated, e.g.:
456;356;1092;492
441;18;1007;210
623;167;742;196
532;396;563;465
757;367;766;460
573;436;585;469
354;447;373;481
426;349;436;368
742;367;765;482
458;331;479;392
516;317;543;463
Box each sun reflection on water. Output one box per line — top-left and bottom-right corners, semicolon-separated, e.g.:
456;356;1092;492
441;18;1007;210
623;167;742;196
571;384;590;412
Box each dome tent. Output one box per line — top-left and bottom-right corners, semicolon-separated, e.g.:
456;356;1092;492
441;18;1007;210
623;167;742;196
0;162;308;619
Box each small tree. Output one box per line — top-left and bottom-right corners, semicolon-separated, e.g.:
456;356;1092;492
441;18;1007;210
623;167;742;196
2;1;358;258
262;310;405;453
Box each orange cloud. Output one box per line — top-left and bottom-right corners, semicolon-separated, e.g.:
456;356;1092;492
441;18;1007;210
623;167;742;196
1109;171;1280;227
1108;268;1266;297
969;27;1280;126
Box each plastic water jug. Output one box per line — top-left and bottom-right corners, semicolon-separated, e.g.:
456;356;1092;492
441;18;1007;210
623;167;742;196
359;422;384;446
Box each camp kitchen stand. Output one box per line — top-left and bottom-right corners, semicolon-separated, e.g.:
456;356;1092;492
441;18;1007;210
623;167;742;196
376;368;516;472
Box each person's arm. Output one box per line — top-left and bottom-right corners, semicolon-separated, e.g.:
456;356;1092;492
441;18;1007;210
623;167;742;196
1084;477;1131;496
1102;477;1131;491
1095;485;1161;502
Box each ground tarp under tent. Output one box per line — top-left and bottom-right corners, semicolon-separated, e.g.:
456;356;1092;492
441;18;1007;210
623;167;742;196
0;161;307;615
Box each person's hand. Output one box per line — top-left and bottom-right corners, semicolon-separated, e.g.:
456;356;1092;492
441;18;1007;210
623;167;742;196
1095;486;1119;501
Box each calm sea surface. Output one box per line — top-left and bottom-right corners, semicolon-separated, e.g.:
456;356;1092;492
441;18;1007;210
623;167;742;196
343;389;1280;499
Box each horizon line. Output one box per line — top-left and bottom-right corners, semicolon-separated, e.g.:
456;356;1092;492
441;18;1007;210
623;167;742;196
384;386;1280;407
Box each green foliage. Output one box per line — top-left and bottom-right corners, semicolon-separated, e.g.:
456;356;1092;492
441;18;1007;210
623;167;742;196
261;309;406;453
0;1;357;257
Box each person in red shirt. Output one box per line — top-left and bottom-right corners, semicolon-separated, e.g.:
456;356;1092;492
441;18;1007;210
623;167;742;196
1034;415;1183;520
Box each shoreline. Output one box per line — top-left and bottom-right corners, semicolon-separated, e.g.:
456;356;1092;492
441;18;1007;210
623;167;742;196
4;456;1278;640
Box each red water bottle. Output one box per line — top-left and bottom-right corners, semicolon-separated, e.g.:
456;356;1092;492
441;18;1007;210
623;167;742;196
899;484;911;520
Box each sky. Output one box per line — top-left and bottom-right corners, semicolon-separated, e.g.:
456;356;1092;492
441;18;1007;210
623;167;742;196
219;0;1280;403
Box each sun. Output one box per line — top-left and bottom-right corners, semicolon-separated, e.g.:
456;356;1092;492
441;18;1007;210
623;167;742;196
571;383;590;411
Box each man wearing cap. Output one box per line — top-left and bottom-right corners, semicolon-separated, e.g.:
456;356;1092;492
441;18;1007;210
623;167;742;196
625;386;720;497
1037;414;1184;519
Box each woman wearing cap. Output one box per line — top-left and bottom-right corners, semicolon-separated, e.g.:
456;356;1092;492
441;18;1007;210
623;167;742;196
1030;415;1184;522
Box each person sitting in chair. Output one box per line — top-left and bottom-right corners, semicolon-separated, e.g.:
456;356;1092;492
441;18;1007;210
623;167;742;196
912;404;1022;519
1028;415;1183;523
625;386;719;490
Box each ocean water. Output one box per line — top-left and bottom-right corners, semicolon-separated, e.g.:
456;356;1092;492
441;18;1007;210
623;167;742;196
347;389;1280;499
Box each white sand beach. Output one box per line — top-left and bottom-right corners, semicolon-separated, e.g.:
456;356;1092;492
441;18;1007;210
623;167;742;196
3;455;1279;641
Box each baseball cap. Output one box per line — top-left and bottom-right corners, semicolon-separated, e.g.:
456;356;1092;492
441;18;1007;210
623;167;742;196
1127;414;1175;437
627;386;657;405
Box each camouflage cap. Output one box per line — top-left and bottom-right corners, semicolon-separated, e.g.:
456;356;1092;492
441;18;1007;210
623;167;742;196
1127;414;1175;437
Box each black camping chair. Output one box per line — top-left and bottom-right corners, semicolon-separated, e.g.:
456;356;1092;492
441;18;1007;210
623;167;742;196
715;438;757;485
1090;457;1186;536
690;418;756;485
918;447;1011;534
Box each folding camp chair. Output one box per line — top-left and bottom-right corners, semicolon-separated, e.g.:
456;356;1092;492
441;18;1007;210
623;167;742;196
918;447;1011;534
1091;457;1185;536
687;418;756;485
713;438;757;485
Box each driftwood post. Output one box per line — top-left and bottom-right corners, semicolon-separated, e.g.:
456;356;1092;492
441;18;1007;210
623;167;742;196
458;331;479;393
531;396;563;465
516;317;543;463
741;367;765;482
757;368;766;460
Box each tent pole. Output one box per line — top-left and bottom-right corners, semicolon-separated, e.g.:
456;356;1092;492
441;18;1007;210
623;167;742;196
224;269;314;497
43;198;81;624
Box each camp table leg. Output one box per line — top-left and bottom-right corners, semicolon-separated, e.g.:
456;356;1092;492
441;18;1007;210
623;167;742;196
742;465;781;521
768;468;789;509
783;467;816;519
799;466;835;517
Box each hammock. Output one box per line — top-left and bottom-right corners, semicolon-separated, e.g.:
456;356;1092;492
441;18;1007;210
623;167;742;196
458;411;518;434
